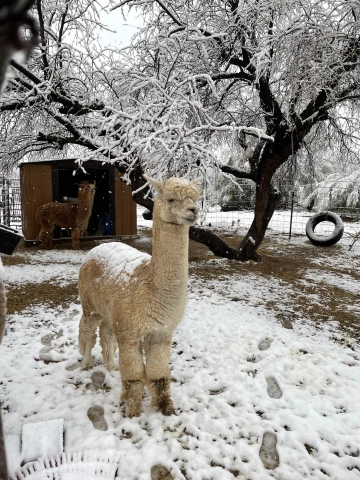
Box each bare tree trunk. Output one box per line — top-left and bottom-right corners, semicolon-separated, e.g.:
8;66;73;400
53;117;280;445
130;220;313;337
239;181;283;261
122;160;284;262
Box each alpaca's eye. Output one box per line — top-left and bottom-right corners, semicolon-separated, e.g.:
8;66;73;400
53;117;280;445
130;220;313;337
168;198;175;203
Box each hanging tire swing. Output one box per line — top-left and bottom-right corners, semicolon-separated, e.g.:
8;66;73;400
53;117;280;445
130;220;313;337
305;211;344;247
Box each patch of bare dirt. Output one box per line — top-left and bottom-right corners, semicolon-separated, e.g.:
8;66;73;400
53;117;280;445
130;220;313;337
6;283;78;315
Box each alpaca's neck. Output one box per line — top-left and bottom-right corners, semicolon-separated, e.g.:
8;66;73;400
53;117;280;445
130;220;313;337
77;194;92;217
150;202;190;289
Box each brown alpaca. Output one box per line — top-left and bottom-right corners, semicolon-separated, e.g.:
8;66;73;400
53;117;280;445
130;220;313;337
80;185;95;237
36;181;96;249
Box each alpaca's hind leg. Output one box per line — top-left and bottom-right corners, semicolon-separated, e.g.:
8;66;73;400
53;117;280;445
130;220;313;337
78;313;98;369
118;340;146;417
39;223;54;249
99;322;117;370
144;333;175;415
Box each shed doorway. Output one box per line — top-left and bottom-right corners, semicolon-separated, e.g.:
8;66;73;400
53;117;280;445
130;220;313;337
20;159;137;244
55;167;111;238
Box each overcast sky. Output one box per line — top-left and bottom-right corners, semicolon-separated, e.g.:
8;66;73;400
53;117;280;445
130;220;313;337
99;3;143;47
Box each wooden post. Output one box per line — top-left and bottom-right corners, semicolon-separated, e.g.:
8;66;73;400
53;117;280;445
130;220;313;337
0;412;8;480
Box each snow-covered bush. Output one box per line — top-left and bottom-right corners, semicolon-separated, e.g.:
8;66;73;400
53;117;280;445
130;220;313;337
302;172;360;213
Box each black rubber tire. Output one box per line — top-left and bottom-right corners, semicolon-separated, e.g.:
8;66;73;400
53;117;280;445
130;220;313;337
305;211;344;247
142;209;152;220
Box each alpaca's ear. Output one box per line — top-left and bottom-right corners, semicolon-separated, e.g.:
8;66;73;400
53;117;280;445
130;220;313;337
192;176;202;186
143;174;164;194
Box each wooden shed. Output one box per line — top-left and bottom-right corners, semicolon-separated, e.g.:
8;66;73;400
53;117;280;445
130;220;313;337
19;159;137;245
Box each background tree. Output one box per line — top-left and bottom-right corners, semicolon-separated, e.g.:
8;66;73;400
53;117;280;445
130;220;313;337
1;0;359;261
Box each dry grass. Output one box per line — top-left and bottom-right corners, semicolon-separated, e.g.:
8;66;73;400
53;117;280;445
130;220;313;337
2;231;359;342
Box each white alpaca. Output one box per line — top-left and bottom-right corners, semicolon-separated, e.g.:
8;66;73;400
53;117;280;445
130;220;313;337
78;175;200;417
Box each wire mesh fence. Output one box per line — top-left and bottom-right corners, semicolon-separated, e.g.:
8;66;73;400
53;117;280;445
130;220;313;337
2;177;360;249
0;178;21;229
138;182;360;250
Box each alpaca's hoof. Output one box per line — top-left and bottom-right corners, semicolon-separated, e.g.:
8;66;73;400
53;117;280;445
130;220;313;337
124;402;141;418
125;409;141;418
159;403;175;416
121;380;144;417
105;361;118;371
81;359;93;370
151;396;175;415
149;378;175;415
156;396;175;415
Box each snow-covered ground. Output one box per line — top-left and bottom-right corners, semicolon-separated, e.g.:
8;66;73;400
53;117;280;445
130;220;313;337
0;232;360;479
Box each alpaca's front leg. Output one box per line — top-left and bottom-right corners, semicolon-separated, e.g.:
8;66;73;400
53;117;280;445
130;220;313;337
118;340;146;417
144;333;175;416
71;226;80;249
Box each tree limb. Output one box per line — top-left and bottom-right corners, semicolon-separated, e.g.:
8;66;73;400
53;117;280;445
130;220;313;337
189;226;250;261
8;59;105;115
218;163;255;180
36;0;49;77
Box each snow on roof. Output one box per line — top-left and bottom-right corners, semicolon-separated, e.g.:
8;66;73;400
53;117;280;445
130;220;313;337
19;158;111;166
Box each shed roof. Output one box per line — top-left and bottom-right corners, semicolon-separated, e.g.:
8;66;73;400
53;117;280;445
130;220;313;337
19;158;112;167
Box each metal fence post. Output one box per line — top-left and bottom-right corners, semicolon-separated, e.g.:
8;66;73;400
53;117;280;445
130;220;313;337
4;180;10;226
289;191;295;240
1;178;5;225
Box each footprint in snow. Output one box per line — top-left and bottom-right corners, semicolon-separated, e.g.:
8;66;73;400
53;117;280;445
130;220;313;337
41;333;54;346
87;406;108;431
281;318;293;329
259;432;280;469
39;331;66;363
258;337;273;351
266;376;282;399
151;465;174;480
86;371;110;392
66;362;81;371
